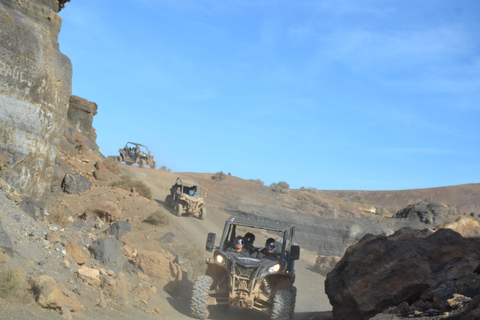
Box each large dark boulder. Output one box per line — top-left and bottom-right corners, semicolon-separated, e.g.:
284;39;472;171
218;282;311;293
89;238;126;274
62;172;92;194
104;221;132;239
325;227;480;320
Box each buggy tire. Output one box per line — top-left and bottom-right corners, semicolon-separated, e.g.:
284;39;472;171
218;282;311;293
191;275;213;319
114;156;122;163
150;161;157;169
176;203;183;216
165;195;172;207
126;162;133;166
138;159;145;168
199;207;206;220
271;290;292;320
290;286;297;319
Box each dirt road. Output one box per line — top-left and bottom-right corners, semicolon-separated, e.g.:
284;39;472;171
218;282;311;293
124;166;334;320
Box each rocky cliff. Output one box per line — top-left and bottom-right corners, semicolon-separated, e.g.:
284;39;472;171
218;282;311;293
0;0;71;200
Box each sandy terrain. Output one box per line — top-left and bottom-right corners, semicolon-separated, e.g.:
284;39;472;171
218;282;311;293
123;165;334;320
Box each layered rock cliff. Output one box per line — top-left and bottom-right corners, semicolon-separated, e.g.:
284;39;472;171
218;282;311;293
0;0;71;199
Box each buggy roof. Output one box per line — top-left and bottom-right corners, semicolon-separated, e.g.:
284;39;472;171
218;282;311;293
226;216;293;232
126;142;147;148
176;177;200;187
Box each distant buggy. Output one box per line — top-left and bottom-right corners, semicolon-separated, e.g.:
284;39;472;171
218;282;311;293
191;216;300;320
165;177;206;219
115;142;156;169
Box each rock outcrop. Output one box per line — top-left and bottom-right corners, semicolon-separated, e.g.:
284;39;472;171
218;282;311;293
325;227;480;320
0;0;72;199
438;216;480;238
395;200;461;225
33;274;80;312
65;95;99;154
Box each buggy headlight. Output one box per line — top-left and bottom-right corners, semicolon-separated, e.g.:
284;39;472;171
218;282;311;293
216;254;225;264
269;264;280;273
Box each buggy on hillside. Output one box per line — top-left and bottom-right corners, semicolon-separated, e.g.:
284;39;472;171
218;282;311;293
165;177;206;219
191;216;300;319
115;142;156;169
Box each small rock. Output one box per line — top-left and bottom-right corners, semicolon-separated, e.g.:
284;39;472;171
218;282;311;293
64;241;88;265
77;266;101;286
46;232;61;242
447;294;471;308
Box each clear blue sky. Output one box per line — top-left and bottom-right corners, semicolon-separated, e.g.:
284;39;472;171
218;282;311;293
58;0;480;191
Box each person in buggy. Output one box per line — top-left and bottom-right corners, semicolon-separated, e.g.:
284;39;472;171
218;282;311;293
225;236;250;257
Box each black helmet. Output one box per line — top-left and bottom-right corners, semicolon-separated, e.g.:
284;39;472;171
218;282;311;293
265;237;275;245
244;232;255;243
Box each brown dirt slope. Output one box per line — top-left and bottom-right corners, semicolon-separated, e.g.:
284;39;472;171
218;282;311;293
318;184;480;214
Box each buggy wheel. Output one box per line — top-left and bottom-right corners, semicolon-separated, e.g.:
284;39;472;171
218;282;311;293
114;156;122;163
176;203;183;216
126;162;133;166
271;290;292;320
290;286;297;319
138;159;145;168
165;195;172;207
191;275;213;319
199;207;207;220
150;161;157;169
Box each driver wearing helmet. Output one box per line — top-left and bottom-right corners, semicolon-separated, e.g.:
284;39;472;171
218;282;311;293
226;236;250;257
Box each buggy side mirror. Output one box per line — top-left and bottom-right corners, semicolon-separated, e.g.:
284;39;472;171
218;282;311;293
289;245;300;260
206;232;216;252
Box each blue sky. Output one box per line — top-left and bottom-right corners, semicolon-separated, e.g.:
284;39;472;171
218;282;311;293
58;0;480;191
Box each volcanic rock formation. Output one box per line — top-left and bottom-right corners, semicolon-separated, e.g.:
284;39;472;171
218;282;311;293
325;222;480;320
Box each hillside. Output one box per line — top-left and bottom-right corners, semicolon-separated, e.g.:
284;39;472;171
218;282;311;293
319;184;480;215
126;168;479;256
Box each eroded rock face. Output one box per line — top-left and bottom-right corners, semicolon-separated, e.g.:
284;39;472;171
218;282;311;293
131;250;183;293
65;95;99;153
0;0;72;199
325;227;480;320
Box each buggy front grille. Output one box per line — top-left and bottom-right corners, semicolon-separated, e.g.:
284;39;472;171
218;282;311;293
235;265;257;278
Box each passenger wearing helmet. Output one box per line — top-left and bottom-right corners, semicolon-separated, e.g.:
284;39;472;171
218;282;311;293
243;232;258;256
259;238;280;260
